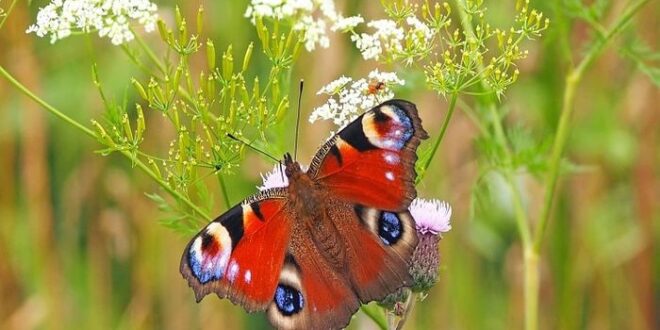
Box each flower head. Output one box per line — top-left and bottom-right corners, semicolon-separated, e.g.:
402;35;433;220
351;19;404;60
310;69;405;127
408;198;452;292
258;164;289;191
26;0;158;45
331;15;364;32
410;198;452;235
245;0;341;51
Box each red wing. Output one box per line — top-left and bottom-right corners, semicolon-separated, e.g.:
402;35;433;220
266;237;360;330
308;99;428;211
332;203;419;302
180;188;291;311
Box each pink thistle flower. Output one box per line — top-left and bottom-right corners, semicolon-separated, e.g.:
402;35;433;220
408;198;452;293
410;198;452;236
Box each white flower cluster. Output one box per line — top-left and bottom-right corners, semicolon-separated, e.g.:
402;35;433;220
26;0;158;45
310;69;405;127
351;16;435;61
245;0;363;51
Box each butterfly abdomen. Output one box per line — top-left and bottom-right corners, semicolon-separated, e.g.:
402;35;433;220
286;167;348;271
307;216;346;270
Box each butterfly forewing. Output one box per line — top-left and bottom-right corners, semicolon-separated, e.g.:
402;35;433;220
180;188;291;311
308;99;429;211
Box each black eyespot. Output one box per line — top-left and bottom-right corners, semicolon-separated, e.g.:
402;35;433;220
274;284;304;316
378;212;402;245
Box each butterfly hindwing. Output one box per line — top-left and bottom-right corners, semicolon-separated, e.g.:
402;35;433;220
308;99;429;211
266;244;360;330
329;199;419;302
180;188;291;311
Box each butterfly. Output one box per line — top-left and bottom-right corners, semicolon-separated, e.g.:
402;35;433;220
180;99;429;329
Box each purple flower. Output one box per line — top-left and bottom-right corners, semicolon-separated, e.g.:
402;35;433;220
408;198;452;293
410;198;452;236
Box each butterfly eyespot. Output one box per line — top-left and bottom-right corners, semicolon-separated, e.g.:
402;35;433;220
274;284;304;316
378;212;403;246
362;105;414;151
188;223;233;284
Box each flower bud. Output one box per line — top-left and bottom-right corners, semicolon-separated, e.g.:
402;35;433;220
408;198;452;293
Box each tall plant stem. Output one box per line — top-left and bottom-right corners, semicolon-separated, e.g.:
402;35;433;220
454;1;536;328
533;0;651;252
0;0;18;31
420;92;458;176
0;65;210;220
524;1;650;329
217;173;231;209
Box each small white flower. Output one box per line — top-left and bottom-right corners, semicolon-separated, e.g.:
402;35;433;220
295;16;330;51
406;16;434;41
257;163;309;190
26;0;158;45
258;164;289;191
331;15;363;31
311;69;405;127
351;19;404;60
245;0;345;51
316;75;352;95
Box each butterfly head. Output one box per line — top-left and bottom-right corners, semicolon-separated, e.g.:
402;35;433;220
282;152;303;179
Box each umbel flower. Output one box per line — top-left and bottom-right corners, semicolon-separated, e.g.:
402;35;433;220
244;0;364;52
310;69;405;128
26;0;158;45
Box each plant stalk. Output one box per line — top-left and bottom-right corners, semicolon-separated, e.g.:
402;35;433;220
534;0;651;251
217;173;231;209
0;65;210;220
420;92;458;177
524;248;540;330
0;0;18;31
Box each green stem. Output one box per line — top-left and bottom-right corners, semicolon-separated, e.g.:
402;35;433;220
360;305;388;330
455;0;532;244
524;248;539;330
133;30;168;75
0;0;18;31
0;65;96;138
0;65;210;220
420;92;458;178
396;292;417;330
217;173;231;209
533;0;651;252
455;2;535;329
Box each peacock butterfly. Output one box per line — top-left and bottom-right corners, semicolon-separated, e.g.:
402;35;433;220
180;99;429;329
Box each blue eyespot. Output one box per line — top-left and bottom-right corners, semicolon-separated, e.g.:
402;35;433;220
274;284;304;316
379;212;402;245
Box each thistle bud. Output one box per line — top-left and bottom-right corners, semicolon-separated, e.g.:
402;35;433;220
408;198;452;293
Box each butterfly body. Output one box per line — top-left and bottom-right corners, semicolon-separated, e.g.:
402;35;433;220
181;100;428;329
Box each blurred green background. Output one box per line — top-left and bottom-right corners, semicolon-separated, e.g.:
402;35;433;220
0;0;658;329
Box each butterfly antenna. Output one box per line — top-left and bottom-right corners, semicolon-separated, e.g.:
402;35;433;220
227;133;279;163
279;160;285;183
294;79;303;161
